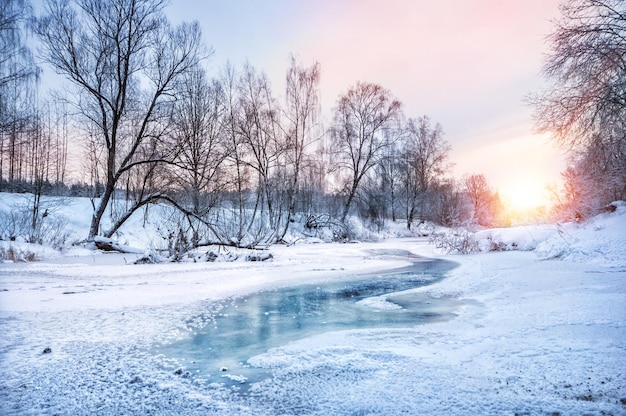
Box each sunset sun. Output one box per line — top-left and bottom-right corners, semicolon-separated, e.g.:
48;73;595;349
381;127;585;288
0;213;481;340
502;180;549;214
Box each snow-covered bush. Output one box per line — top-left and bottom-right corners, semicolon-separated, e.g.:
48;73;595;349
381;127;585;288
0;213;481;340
0;210;27;241
246;251;273;261
167;228;191;262
0;203;69;248
430;228;479;254
341;216;380;242
133;252;166;264
414;221;436;237
302;214;378;242
303;214;344;242
474;225;558;252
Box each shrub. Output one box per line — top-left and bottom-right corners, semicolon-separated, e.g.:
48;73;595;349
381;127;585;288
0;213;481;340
0;245;39;262
430;228;479;254
0;198;70;248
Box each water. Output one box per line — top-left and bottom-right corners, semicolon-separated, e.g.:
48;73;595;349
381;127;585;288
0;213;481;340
155;250;458;387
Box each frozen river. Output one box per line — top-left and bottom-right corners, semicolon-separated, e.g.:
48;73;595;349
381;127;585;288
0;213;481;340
156;250;460;388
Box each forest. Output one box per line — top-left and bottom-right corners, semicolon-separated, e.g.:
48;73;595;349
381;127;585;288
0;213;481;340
1;0;624;252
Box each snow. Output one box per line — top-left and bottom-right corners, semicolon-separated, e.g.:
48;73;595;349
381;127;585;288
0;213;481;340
1;194;625;415
474;223;557;251
356;295;403;310
473;201;626;263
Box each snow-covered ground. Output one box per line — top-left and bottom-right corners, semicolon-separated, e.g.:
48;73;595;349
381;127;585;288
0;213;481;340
0;196;625;415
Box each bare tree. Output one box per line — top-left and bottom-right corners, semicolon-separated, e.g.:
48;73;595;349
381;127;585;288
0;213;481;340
375;134;402;222
220;64;252;244
431;179;470;227
209;63;281;248
550;166;587;221
27;110;52;238
1;80;33;190
49;99;69;189
330;82;402;223
171;68;228;214
0;0;39;192
399;116;451;229
236;63;284;235
36;0;206;240
278;56;321;240
531;0;626;209
82;127;105;198
166;66;229;245
464;173;496;226
552;145;622;222
0;0;38;94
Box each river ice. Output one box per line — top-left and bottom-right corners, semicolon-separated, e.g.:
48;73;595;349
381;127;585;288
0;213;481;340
155;253;460;389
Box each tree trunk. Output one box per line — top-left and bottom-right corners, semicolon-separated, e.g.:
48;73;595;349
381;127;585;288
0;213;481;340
89;181;115;240
341;180;359;223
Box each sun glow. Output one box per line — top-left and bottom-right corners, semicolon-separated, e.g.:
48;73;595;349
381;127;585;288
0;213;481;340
500;179;551;223
506;183;547;210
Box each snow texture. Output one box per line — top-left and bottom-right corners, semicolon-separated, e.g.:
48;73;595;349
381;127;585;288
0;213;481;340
0;193;625;415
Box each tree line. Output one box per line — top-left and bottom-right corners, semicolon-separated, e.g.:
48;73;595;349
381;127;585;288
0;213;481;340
2;0;510;249
3;0;622;249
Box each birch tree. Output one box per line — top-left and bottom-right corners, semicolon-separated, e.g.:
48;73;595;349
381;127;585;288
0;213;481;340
279;56;321;240
0;0;39;191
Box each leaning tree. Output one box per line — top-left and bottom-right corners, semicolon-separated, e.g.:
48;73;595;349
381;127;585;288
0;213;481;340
36;0;206;239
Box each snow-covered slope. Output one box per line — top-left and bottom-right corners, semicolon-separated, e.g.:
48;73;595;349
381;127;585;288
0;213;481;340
0;192;167;252
535;201;626;267
474;201;626;267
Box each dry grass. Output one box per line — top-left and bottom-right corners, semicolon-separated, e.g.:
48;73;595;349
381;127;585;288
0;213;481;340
0;245;38;262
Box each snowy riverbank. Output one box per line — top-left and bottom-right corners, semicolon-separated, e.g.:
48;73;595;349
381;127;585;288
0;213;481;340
1;205;625;415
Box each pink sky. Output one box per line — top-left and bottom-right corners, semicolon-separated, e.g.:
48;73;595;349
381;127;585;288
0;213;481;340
171;0;566;207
